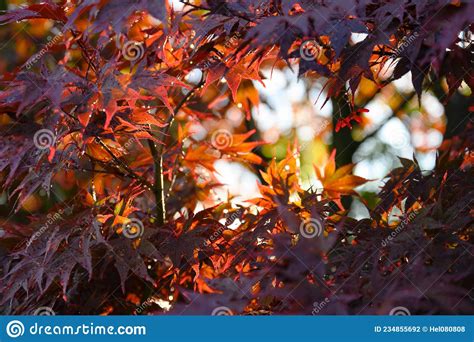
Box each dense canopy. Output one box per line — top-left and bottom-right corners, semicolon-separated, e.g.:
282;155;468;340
0;0;472;315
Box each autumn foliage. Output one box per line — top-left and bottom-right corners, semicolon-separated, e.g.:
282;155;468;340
0;0;472;315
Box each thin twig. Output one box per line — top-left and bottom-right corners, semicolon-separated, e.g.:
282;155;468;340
148;78;204;225
61;103;153;190
95;137;153;189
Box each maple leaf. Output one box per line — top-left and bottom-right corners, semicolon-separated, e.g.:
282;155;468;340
0;3;67;25
83;0;169;34
255;150;302;207
335;108;368;132
210;129;264;165
314;150;367;208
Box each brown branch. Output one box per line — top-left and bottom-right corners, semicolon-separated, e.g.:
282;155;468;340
70;30;98;75
65;166;130;177
62;104;154;190
148;79;204;225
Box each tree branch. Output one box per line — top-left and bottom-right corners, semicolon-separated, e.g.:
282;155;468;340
148;79;204;225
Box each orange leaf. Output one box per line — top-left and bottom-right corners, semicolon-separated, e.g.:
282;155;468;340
315;149;368;202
